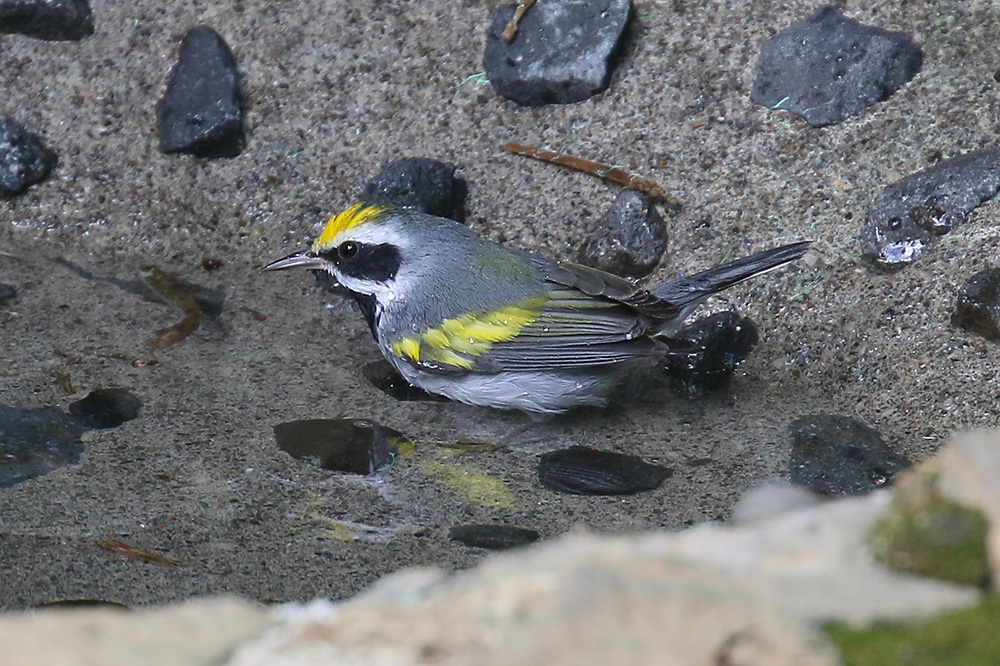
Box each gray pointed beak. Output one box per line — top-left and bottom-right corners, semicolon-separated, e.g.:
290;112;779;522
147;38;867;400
264;251;330;272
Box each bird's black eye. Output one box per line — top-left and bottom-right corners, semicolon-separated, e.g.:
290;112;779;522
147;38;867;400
338;241;359;259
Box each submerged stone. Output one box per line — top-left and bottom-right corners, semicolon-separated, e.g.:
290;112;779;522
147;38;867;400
538;446;671;495
0;283;16;307
861;147;1000;268
751;6;922;127
663;312;759;398
0;118;57;196
68;388;142;429
952;267;1000;343
789;414;910;496
156;25;245;158
361;158;468;223
0;0;93;40
449;524;540;550
483;0;631;106
274;418;412;474
577;190;668;279
361;360;449;403
0;405;86;488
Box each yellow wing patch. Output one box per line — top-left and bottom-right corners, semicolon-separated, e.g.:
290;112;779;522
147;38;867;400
312;203;389;252
391;297;546;370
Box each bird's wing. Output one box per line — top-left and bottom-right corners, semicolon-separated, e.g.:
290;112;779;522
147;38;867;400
386;282;678;375
539;260;684;319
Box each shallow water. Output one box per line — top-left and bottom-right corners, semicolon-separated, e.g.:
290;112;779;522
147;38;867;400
2;0;999;609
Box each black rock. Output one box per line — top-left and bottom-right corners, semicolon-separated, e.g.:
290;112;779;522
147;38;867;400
274;418;411;475
788;414;910;496
861;147;1000;268
0;0;93;40
577;191;667;279
156;25;245;158
0;405;86;488
449;524;540;550
483;0;631;106
952;267;1000;343
361;359;449;403
361;158;468;223
663;312;759;398
538;445;671;495
68;388;142;429
0;283;16;307
0;118;57;196
751;6;922;127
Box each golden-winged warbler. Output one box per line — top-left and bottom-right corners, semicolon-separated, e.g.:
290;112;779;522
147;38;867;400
266;203;810;413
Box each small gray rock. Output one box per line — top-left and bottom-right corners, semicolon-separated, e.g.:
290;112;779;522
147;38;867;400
952;267;1000;343
483;0;631;106
0;118;57;196
577;191;667;279
0;0;93;40
362;158;467;223
860;147;1000;268
751;6;922;127
789;414;910;497
156;25;245;158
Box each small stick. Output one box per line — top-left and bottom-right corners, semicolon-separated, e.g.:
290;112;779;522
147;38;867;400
506;141;680;206
97;539;183;567
501;0;537;42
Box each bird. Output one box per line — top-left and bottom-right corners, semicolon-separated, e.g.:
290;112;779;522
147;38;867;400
265;203;810;414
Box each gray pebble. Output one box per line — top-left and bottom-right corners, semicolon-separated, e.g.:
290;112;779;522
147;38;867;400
577;190;667;279
0;118;57;196
751;6;922;127
0;0;93;40
362;158;467;223
483;0;631;106
860;147;1000;268
156;25;245;158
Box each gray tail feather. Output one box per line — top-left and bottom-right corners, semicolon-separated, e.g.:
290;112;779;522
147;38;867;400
652;241;811;308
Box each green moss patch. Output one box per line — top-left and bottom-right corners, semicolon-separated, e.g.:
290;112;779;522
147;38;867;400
869;474;990;586
826;594;1000;666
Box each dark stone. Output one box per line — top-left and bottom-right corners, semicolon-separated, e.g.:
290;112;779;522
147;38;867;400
750;6;922;127
361;359;449;403
68;388;142;429
483;0;631;106
952;267;1000;343
860;147;1000;268
156;25;245;158
663;311;759;398
0;118;57;196
577;191;667;279
449;524;540;550
0;0;93;41
788;414;910;496
361;158;468;223
0;405;86;488
274;418;412;475
0;283;16;307
538;445;671;495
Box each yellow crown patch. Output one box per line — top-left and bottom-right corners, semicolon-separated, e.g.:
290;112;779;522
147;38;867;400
312;203;389;252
